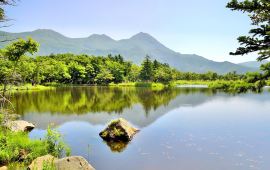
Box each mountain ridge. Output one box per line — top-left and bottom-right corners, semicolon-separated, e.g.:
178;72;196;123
239;60;269;69
0;29;256;74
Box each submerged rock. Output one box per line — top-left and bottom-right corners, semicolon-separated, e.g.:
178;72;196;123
5;120;35;132
55;156;95;170
28;155;57;170
99;118;139;142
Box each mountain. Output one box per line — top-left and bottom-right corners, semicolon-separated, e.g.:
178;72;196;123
239;60;269;69
0;29;256;74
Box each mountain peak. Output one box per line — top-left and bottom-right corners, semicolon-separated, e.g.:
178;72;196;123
31;29;67;38
33;29;59;34
88;34;115;41
131;32;154;40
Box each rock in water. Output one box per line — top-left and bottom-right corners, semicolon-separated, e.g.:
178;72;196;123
28;155;57;170
55;156;95;170
99;118;139;142
5;120;35;132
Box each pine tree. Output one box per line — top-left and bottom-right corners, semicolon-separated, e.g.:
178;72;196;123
153;59;160;70
226;0;270;61
139;55;153;81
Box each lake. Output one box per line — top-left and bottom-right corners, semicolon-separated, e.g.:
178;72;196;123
9;86;270;170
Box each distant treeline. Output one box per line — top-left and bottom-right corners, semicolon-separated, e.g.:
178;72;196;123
0;53;269;85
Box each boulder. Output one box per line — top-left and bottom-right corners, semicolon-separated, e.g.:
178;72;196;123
5;120;35;132
99;118;139;142
55;156;95;170
0;166;7;170
28;155;57;170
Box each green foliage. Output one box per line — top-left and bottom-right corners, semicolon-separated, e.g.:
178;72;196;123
4;38;39;62
44;127;71;158
0;58;12;84
42;160;57;170
226;0;270;61
94;67;114;85
112;127;125;137
0;0;17;23
139;56;153;81
0;129;47;165
260;62;270;78
0;39;269;92
245;72;263;83
0;127;70;166
208;80;264;93
0;114;3;124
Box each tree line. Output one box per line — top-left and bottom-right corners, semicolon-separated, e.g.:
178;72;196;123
0;38;269;87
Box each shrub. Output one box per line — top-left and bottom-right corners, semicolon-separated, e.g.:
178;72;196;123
0;127;70;167
44;126;71;158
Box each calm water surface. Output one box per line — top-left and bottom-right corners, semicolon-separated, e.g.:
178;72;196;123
10;87;270;170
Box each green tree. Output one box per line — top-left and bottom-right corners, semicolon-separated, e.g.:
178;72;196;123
68;61;86;84
245;72;262;83
17;57;36;83
139;56;153;81
84;63;96;84
94;67;114;85
153;59;160;70
127;64;140;82
4;38;39;62
2;38;39;92
226;0;270;61
153;66;173;84
0;56;12;85
106;60;125;83
260;62;270;78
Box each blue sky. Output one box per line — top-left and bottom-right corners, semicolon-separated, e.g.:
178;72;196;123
2;0;256;63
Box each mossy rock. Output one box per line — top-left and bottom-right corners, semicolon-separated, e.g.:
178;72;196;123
99;118;139;142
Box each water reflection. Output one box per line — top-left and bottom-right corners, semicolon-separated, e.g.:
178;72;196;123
10;87;219;128
8;87;270;170
11;87;216;115
104;141;129;153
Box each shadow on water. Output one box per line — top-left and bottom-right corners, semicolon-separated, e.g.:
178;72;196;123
103;140;129;153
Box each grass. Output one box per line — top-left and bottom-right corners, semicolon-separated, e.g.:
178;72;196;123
0;129;48;166
172;80;212;86
0;127;70;168
172;80;266;93
109;82;165;90
0;84;54;92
